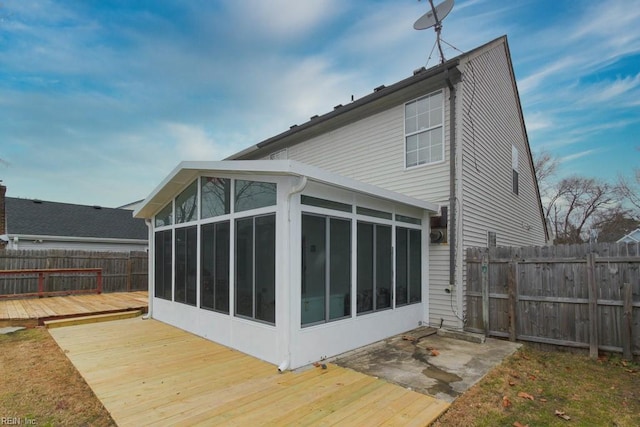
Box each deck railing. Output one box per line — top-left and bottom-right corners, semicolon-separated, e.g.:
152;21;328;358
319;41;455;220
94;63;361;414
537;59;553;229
0;268;103;299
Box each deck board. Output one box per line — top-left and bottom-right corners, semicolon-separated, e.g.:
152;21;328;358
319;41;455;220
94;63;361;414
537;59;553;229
50;318;449;426
0;291;148;326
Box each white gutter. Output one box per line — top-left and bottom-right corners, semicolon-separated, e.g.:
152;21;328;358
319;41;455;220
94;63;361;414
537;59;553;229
279;175;308;372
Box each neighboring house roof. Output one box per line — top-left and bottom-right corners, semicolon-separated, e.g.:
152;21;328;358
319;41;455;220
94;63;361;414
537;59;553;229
5;197;148;240
617;228;640;243
134;160;439;219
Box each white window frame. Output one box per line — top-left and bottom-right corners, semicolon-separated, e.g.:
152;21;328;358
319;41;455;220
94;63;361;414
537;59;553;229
404;90;445;169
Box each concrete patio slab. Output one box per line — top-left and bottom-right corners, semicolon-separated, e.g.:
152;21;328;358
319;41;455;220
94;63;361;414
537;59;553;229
332;327;521;402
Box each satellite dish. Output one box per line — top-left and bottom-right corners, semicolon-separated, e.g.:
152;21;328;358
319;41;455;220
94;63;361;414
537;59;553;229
414;0;454;64
414;0;454;30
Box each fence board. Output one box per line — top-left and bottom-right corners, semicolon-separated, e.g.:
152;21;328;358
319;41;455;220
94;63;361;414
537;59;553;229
466;242;640;357
0;249;148;296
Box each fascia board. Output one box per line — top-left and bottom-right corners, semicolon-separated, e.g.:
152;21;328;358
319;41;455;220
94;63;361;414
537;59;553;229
134;160;438;219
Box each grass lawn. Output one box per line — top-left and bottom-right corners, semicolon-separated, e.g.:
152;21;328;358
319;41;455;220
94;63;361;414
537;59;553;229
0;327;114;427
1;327;638;426
434;345;640;426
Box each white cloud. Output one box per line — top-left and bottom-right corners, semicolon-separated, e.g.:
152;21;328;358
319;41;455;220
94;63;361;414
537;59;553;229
165;123;226;160
517;57;574;95
576;73;640;104
524;112;553;132
560;149;599;163
223;0;343;41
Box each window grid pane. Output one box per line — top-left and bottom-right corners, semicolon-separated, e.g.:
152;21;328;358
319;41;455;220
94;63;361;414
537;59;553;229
174;226;197;306
235;180;277;212
155;203;173;227
301;215;327;325
301;195;352;213
175;181;198;223
154;230;172;300
201;221;230;313
255;215;276;323
329;218;351;320
357;223;374;314
201;177;230;219
235;218;254;318
409;229;422;303
405;91;444;168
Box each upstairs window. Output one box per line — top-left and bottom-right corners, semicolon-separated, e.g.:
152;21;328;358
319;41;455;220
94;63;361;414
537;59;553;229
405;91;444;168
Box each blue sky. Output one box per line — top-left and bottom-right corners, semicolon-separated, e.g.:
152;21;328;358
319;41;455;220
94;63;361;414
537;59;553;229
1;0;638;207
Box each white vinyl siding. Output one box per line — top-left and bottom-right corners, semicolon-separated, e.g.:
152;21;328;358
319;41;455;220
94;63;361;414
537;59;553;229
459;42;546;250
284;100;451;205
267;95;452;330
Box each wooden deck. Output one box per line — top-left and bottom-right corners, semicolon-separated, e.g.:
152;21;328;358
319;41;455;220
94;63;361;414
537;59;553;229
50;317;450;426
0;291;148;327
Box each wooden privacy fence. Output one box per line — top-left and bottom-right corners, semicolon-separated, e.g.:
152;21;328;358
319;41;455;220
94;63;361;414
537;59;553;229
465;243;640;359
0;268;103;298
0;249;148;296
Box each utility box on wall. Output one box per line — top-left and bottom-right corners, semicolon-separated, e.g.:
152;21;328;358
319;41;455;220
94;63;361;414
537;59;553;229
430;206;448;244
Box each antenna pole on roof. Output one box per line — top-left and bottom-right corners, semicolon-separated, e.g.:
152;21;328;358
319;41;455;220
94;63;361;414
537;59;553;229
428;0;446;64
414;0;454;65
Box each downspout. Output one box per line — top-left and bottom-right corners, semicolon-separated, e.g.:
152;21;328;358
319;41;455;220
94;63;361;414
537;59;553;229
445;69;457;305
142;218;153;320
279;175;308;372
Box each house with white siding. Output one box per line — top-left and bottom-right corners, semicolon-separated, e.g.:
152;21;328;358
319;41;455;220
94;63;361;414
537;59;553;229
134;36;548;370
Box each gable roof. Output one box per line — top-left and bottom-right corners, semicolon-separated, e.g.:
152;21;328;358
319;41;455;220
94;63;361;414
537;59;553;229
133;160;438;219
226;35;549;241
226;38;514;161
5;197;148;240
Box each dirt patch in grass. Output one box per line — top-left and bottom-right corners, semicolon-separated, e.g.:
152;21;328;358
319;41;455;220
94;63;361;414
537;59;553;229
433;345;640;427
0;327;115;426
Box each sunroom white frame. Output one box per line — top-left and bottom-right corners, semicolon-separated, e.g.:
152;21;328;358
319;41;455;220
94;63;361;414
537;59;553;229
135;160;438;370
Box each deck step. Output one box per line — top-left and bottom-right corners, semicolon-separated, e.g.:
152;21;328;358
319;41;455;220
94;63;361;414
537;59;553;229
44;310;142;329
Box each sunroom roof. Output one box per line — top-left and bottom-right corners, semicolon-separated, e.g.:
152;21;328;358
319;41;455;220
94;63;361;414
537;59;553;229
133;160;438;219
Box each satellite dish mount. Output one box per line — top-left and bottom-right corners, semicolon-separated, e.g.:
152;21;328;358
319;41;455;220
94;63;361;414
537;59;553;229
414;0;454;64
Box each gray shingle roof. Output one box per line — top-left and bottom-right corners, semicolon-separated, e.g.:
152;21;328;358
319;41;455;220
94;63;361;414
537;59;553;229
5;197;148;240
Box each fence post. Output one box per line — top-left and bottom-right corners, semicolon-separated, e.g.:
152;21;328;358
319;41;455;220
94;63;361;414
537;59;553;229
97;270;103;294
587;253;598;360
508;261;518;342
622;282;633;361
481;250;489;336
126;255;132;292
38;272;44;297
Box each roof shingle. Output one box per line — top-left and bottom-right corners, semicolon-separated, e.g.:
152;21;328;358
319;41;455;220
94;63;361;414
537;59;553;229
5;198;148;240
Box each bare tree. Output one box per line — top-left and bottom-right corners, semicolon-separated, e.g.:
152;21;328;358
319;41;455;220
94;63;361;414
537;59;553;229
534;150;559;187
592;209;640;242
554;177;618;243
533;151;621;244
617;168;640;220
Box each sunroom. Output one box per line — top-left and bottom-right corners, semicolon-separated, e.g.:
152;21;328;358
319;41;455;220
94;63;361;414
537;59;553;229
134;160;438;370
